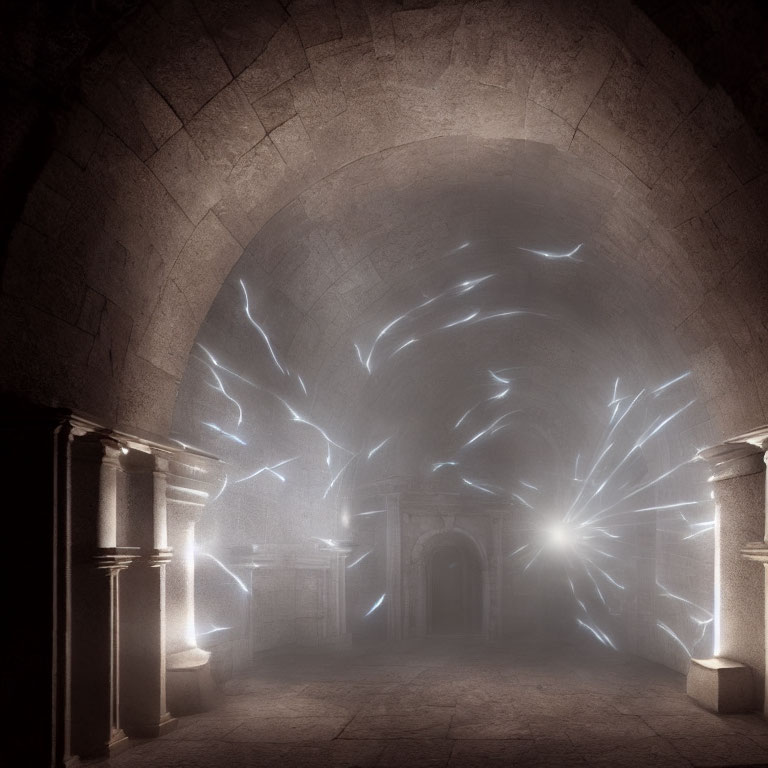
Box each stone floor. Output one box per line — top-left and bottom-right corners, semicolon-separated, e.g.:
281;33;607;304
106;637;768;767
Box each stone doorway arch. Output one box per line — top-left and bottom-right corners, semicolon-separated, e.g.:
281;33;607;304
410;527;492;640
427;538;483;636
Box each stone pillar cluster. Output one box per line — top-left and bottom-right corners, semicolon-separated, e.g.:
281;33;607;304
30;411;222;766
687;426;768;714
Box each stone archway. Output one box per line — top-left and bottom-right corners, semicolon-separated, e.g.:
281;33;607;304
427;538;483;636
1;1;765;444
410;526;493;640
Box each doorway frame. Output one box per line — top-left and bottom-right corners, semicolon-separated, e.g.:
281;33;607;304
409;527;491;640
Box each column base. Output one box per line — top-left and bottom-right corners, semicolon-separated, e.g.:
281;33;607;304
167;648;217;715
107;730;131;757
127;712;178;738
687;657;754;713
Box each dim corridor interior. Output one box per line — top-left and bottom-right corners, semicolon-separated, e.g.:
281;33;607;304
96;637;768;768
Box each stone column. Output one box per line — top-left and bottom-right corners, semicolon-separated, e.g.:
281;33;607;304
319;541;353;642
687;440;765;713
54;418;77;768
487;512;504;640
737;427;768;715
226;545;261;669
165;451;221;714
120;449;177;737
385;494;403;641
70;435;138;759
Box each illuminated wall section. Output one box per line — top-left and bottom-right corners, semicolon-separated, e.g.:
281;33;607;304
171;137;715;674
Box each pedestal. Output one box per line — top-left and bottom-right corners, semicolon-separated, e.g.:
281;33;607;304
385;494;403;641
71;549;138;759
687;658;753;713
121;549;177;736
319;542;352;642
166;647;217;714
688;440;765;712
165;452;221;714
119;450;177;736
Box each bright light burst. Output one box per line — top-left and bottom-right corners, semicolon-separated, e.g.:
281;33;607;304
509;373;712;655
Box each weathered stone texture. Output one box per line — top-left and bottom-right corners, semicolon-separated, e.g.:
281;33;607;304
0;0;765;442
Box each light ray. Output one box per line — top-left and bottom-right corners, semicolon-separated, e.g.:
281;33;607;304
202;422;247;445
632;501;701;513
365;593;386;617
577;619;609;648
211;474;228;502
464;411;517;448
653;371;691;395
519;243;582;260
277;398;352;456
511;493;534;510
462;478;497;495
657;583;712;616
565;442;615;518
239;279;285;374
323;453;359;499
197;625;232;637
196;344;255;386
523;546;546;571
347;551;371;568
391;338;418;357
657;621;691;656
199;552;249;593
442;311;479;329
235;457;297;484
683;525;715;540
205;367;243;426
367;438;390;460
457;274;494;294
633;400;696;450
454;406;477;429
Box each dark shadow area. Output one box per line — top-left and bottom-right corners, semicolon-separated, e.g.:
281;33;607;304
428;543;482;637
96;636;768;768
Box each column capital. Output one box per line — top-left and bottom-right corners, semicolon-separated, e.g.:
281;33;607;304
93;547;140;571
145;547;173;566
73;432;125;464
166;451;223;519
741;542;768;563
697;442;764;481
728;424;768;454
317;539;355;557
153;451;172;475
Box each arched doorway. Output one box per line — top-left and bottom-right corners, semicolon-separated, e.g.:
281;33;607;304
427;541;482;636
409;526;493;640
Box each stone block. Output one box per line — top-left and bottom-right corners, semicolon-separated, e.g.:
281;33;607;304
238;22;308;104
119;1;232;122
192;0;286;76
687;658;754;713
167;648;217;715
